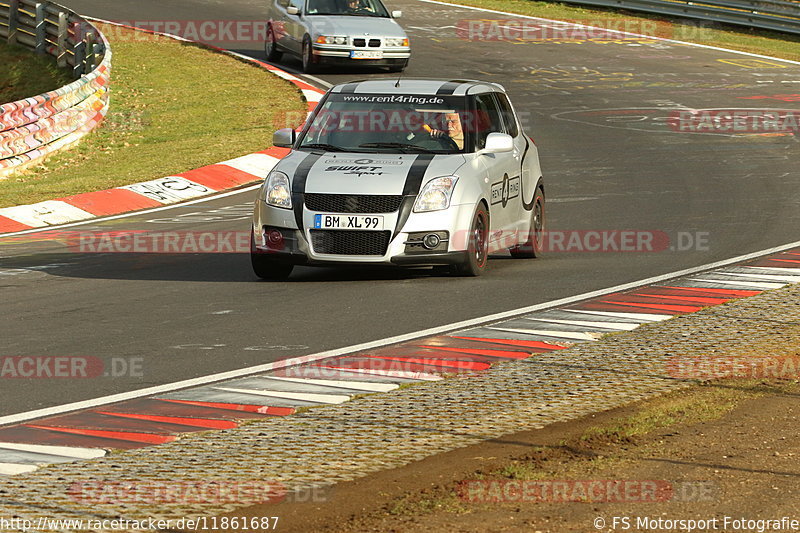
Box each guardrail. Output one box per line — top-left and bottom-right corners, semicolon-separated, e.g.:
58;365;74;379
557;0;800;35
0;0;111;177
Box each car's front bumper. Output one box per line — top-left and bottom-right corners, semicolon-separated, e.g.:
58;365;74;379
253;198;474;267
312;44;410;66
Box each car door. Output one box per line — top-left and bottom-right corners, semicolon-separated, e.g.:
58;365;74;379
494;91;531;232
274;0;305;55
473;93;520;244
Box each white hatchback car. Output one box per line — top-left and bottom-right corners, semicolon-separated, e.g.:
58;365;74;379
252;78;545;279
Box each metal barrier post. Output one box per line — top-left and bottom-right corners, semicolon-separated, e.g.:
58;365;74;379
7;0;19;45
34;2;47;54
73;40;86;77
56;11;68;68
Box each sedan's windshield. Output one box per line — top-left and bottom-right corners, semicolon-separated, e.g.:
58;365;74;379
306;0;390;17
298;93;475;154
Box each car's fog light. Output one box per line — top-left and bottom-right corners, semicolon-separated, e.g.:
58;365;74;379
268;230;284;245
423;233;441;249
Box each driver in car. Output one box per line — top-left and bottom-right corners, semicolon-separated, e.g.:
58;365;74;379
425;112;464;150
346;0;374;13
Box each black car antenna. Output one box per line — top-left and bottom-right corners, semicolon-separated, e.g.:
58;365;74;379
394;68;404;88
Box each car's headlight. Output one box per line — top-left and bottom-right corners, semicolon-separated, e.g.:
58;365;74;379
413;176;458;213
385;37;409;47
316;35;348;45
265;171;292;209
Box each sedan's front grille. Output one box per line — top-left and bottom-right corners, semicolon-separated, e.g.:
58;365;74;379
305;194;403;214
311;230;391;256
368;38;381;47
353;38;366;47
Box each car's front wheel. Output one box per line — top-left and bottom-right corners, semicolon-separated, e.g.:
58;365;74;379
510;186;545;258
302;36;319;73
453;204;490;276
251;235;293;280
265;25;283;62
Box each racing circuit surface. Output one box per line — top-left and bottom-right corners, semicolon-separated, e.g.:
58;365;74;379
1;0;799;419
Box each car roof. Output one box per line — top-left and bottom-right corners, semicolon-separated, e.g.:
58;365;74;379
329;78;506;96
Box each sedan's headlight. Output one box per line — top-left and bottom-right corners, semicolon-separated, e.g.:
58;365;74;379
265;171;292;209
316;35;348;45
385;37;409;47
414;176;458;213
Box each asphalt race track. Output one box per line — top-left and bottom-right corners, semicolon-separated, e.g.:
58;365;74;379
1;0;799;417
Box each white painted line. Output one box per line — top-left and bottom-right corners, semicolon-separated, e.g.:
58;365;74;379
0;463;38;475
716;271;800;282
261;376;398;392
122;176;215;204
570;310;672;322
489;327;602;341
212;387;351;405
0;442;105;459
522;317;641;331
317;366;442;381
2;237;800;426
218;153;280;179
0;201;95;228
417;0;800;66
748;267;800;274
689;278;786;289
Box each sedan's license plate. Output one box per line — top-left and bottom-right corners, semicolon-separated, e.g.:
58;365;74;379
350;50;383;59
314;214;384;230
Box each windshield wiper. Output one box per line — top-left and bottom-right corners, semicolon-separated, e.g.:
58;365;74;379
359;142;439;154
301;143;346;152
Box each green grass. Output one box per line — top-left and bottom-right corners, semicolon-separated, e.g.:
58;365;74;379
0;24;307;207
0;42;73;103
438;0;800;61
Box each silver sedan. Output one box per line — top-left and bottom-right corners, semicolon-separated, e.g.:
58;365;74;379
265;0;411;73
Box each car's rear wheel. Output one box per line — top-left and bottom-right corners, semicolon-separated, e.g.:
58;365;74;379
302;36;319;73
510;186;544;258
453;204;490;276
251;234;293;280
265;25;283;62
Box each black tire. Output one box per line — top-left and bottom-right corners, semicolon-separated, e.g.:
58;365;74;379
265;25;283;62
251;234;293;280
302;36;319;73
453;204;490;277
510;186;545;259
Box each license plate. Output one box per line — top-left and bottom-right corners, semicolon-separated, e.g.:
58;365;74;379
314;214;384;230
350;50;383;59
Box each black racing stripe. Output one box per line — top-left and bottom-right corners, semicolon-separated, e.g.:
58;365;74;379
520;136;539;211
395;154;436;236
436;81;463;95
338;82;360;94
292;152;323;229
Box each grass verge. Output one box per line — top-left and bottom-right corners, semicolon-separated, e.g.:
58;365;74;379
382;378;797;517
0;42;73;103
436;0;800;61
0;24;307;208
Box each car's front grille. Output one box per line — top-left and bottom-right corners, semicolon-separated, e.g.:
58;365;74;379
353;38;366;47
311;230;391;256
368;39;381;47
305;194;403;214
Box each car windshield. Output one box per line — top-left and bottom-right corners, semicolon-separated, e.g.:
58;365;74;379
298;93;475;154
306;0;390;17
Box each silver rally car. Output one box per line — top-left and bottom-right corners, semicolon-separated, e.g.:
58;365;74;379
265;0;410;72
251;78;545;279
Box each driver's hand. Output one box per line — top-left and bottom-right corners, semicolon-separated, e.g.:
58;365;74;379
424;125;444;137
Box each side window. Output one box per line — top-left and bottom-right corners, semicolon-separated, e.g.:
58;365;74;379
495;93;519;138
473;94;503;150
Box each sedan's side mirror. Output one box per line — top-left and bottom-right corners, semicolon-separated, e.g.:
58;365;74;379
273;128;296;148
391;10;402;18
287;5;300;15
481;132;514;154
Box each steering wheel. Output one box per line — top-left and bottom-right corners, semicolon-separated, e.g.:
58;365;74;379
432;134;460;152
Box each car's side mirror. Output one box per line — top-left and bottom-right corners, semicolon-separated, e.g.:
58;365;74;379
287;5;300;15
391;10;402;18
480;132;513;154
273;128;296;148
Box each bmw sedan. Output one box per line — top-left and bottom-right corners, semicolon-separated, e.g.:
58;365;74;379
265;0;411;72
252;78;545;279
